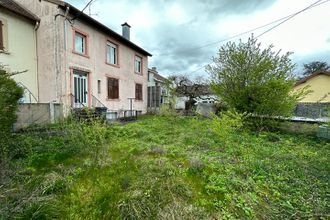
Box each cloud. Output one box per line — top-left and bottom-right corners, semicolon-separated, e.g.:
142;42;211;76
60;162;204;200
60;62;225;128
293;50;330;74
201;0;276;17
66;0;330;77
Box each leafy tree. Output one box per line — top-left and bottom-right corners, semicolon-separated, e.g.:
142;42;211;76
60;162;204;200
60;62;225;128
0;64;24;156
207;37;306;118
302;61;330;76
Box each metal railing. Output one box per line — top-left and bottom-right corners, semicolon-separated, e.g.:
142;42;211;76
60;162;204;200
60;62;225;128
70;93;86;109
17;82;38;103
91;95;107;108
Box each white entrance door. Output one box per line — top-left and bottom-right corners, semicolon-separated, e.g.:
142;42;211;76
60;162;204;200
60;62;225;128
73;70;88;108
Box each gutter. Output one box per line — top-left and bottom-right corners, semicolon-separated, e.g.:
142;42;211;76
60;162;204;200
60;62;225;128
59;2;152;57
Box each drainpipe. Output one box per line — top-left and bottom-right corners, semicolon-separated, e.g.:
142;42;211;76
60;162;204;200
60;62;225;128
34;21;40;103
54;6;70;112
63;6;70;113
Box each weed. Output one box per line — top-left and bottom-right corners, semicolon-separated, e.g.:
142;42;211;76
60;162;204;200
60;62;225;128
188;157;205;174
210;109;249;144
0;116;328;219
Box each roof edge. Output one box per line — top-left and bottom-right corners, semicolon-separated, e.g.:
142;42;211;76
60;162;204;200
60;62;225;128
0;0;40;22
43;0;65;6
294;70;330;87
57;2;152;56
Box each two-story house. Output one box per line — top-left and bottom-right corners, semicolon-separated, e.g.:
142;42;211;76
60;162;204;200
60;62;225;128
15;0;152;117
0;0;39;103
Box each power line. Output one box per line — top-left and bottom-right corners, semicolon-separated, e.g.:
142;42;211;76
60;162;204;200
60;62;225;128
155;0;329;57
256;0;326;38
183;0;329;76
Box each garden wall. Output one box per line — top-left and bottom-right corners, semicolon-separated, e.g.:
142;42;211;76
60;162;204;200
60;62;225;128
14;103;64;130
294;102;330;119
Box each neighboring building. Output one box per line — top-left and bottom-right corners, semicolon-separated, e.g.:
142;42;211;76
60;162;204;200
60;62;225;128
292;71;330;119
14;0;152;116
174;85;218;110
293;71;330;103
147;67;169;111
0;0;39;103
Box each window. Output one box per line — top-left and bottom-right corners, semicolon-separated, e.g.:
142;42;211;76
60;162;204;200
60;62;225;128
135;83;143;100
135;56;142;74
74;30;87;55
0;20;3;50
107;78;119;99
97;80;101;94
106;41;118;65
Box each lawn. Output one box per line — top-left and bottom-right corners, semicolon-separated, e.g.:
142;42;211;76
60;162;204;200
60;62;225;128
0;116;329;219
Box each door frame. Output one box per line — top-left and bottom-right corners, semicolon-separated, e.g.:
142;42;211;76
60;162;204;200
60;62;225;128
70;67;92;108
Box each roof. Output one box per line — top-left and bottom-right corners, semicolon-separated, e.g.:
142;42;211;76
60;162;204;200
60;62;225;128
148;68;168;82
0;0;40;22
154;72;167;82
43;0;151;56
294;71;330;87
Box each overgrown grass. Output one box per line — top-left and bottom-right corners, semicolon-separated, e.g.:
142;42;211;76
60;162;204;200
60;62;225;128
0;116;329;219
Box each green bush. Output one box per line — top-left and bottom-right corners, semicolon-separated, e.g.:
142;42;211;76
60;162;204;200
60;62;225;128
158;104;178;117
0;65;23;172
208;36;309;118
0;65;23;134
210;110;250;143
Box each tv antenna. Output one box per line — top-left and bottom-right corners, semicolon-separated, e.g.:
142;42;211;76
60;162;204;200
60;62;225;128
86;0;99;17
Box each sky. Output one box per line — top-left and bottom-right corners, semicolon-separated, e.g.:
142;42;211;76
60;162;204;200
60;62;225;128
66;0;330;77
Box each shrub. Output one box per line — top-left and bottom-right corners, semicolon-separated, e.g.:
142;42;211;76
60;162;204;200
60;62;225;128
158;104;178;117
0;65;23;134
210;110;250;143
214;101;229;115
207;36;308;118
0;65;24;175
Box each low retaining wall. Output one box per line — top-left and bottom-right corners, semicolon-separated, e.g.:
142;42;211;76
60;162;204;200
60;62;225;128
14;103;64;130
294;102;330;119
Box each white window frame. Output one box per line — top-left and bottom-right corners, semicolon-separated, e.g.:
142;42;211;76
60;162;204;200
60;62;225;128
75;32;86;54
106;42;117;65
135;56;142;74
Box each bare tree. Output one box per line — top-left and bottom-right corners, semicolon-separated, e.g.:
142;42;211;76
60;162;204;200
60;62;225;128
168;74;210;111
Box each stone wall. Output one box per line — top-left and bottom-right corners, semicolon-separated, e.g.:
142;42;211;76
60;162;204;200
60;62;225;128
294;102;330;119
14;103;63;130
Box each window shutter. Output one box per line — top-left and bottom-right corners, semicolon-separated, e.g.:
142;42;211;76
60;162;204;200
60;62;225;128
135;84;142;100
0;20;3;50
107;78;119;99
135;84;138;99
114;79;119;99
107;78;111;98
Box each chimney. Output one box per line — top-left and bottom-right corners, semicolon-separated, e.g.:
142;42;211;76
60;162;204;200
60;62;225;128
121;22;131;40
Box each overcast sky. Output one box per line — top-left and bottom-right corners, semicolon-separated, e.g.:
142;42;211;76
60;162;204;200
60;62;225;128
66;0;330;77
